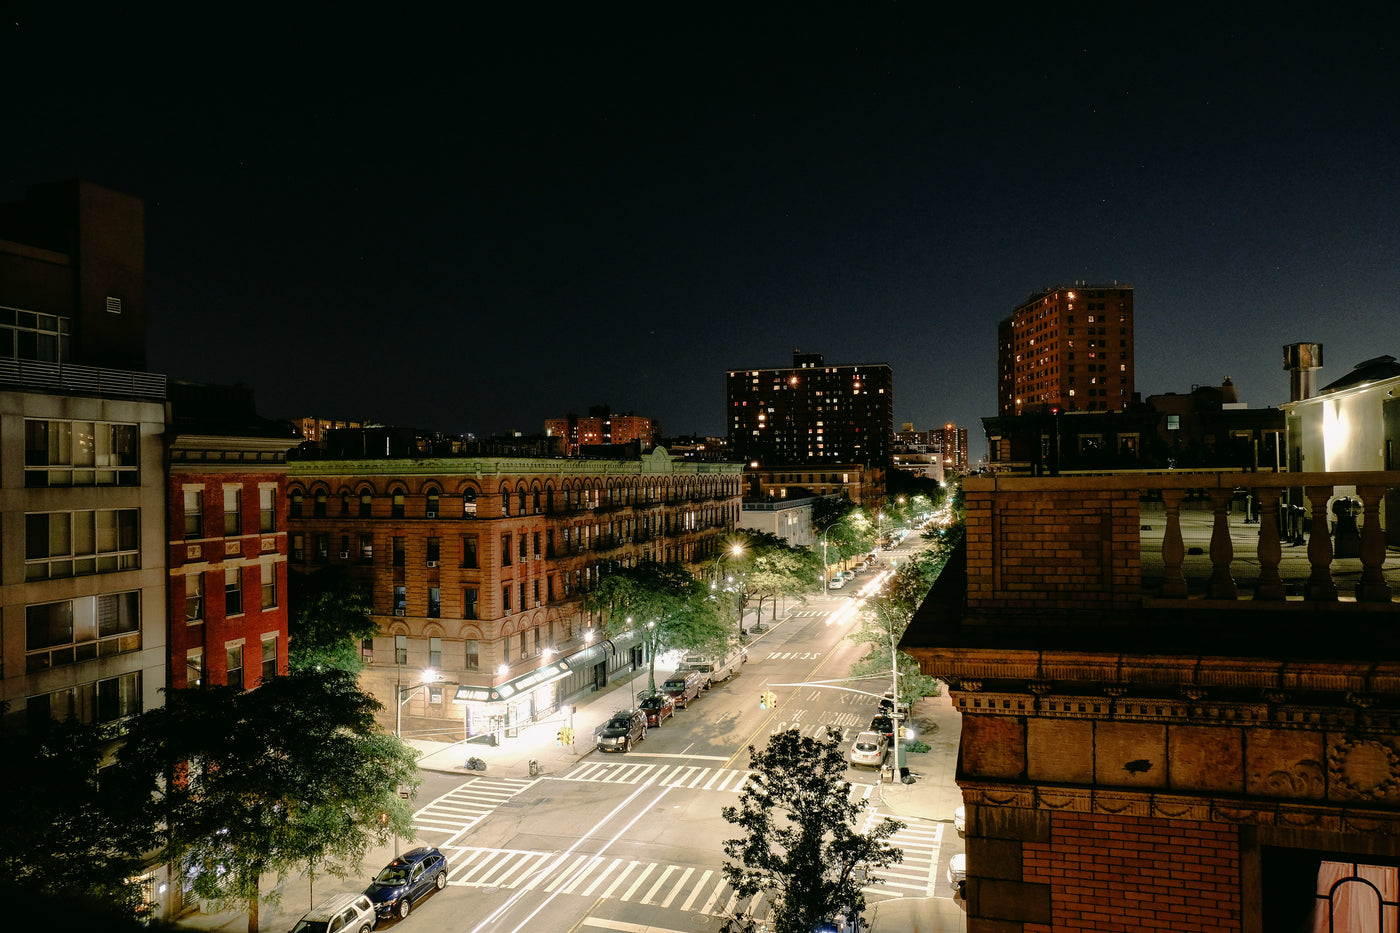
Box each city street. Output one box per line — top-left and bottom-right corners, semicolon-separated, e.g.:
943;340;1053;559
184;534;965;933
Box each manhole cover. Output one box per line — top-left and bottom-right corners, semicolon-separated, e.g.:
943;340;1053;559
690;915;712;927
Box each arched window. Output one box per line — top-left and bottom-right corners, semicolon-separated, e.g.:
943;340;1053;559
391;490;405;518
501;489;511;516
463;489;478;516
359;490;373;517
426;490;440;518
533;488;541;514
290;491;304;519
314;491;328;518
340;491;350;515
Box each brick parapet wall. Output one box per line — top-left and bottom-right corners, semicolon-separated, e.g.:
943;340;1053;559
1020;812;1240;933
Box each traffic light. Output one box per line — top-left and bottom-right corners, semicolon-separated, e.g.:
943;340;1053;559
556;728;566;746
759;691;777;709
560;726;574;745
759;692;767;709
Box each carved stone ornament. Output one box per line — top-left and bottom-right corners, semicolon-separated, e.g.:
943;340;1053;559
1328;737;1400;801
1102;683;1129;697
959;680;983;692
1180;686;1209;701
1347;693;1376;709
1262;690;1288;704
1028;681;1053;696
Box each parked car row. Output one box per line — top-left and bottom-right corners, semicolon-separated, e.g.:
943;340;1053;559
290;846;449;932
596;650;749;754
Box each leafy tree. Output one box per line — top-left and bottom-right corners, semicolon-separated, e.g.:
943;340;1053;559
735;530;823;624
583;561;731;691
0;714;151;924
108;670;419;933
720;728;904;933
288;566;378;672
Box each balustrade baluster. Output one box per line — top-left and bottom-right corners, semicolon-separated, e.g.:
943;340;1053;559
1356;485;1392;603
1160;489;1187;598
1304;486;1338;601
1207;488;1238;599
1253;489;1284;600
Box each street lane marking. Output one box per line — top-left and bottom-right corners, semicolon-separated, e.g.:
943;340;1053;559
659;866;693;908
580;918;695;933
559;760;756;792
641;864;678;904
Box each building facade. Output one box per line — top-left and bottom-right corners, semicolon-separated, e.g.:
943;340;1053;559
738;495;823;548
545;407;656;456
904;468;1400;932
727;351;893;468
997;284;1134;417
741;463;884;506
286;446;744;738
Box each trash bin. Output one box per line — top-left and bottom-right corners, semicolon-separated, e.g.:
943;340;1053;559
528;758;539;776
880;765;894;784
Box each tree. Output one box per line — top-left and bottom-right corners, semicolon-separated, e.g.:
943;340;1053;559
0;714;152;924
288;566;378;672
583;561;731;692
720;728;904;933
736;531;823;624
109;670;419;933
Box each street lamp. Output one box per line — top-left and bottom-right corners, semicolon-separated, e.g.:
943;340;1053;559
821;524;836;588
396;668;439;738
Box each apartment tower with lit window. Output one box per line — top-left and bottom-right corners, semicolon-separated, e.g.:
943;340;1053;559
997;284;1134;416
726;351;894;468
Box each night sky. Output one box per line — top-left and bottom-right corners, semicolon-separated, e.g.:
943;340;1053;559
5;3;1398;461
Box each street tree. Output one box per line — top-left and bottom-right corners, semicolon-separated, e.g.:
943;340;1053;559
109;669;419;933
583;561;731;692
720;727;904;933
288;566;379;672
738;533;823;625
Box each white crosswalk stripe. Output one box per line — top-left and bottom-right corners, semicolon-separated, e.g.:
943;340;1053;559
413;776;538;846
559;760;756;792
859;809;944;898
443;846;770;921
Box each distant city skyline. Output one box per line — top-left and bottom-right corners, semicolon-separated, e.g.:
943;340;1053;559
4;5;1396;462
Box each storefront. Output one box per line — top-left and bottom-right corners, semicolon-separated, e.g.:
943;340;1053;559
454;659;572;741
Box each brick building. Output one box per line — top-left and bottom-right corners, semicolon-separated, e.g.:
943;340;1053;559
286;445;743;739
167;382;296;691
544;407;656;456
997;284;1134;417
904;469;1400;931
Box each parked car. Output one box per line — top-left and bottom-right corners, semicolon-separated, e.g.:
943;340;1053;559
828;574;847;590
661;670;706;708
869;714;895;743
290;892;377;933
948;852;966;895
365;846;448;920
848;730;889;768
596;709;647;752
679;647;746;684
638;691;675;727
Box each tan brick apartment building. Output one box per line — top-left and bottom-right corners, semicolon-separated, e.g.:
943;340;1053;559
905;470;1400;931
287;446;743;739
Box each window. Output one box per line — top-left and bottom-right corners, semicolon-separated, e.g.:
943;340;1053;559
520;582;527;609
394;634;407;666
427;537;440;565
226;644;244;688
426;490;439;517
360;534;374;562
391;491;405;518
359;491;373;517
187;648;204;688
260;487;278;529
502;585;512;612
225;567;243;615
290;491;303;518
533;532;541;559
25;509;139;580
503;638;510;663
428;587;441;618
393;536;406;567
463;489;477;516
23;419;137;487
534;579;540;607
261;565;277;610
519;632;527;658
501;534;512;567
184;488;203;538
25;591;140;672
186;573;204;623
462;534;479;568
393;585;407;615
314;533;328;561
429;636;442;668
27;671;141;728
361;638;374;664
501;490;510;516
429;685;443;704
534;628;541;657
464;639;479;670
292;533;306;562
547;575;555;602
340;492;350;515
224;487;242;536
261;635;278;681
519;535;528;561
313;491;326;519
518;490;526;515
464;587;479;620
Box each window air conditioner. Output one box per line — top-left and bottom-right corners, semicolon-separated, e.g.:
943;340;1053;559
339;551;350;559
426;511;437;518
394;609;406;616
426;560;438;568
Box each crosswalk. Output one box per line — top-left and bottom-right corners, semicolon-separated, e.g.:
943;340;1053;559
414;776;538;846
559;760;756;793
441;804;940;921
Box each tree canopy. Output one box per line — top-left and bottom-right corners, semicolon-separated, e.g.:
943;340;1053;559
720;727;904;933
583;561;732;691
108;669;419;933
287;566;378;672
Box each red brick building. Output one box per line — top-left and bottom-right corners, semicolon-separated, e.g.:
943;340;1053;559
167;384;295;691
905;470;1400;932
544;408;655;456
997;284;1134;417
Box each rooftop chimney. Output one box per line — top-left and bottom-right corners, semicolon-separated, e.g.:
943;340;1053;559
1282;342;1324;402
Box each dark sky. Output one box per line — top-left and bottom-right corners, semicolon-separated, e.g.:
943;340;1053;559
5;3;1398;461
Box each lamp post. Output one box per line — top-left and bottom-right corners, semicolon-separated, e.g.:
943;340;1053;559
396;668;439;738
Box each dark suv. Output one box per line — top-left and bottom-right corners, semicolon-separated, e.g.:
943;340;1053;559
596;709;647;752
365;846;448;920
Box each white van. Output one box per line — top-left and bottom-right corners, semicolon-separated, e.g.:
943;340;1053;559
679;647;747;684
